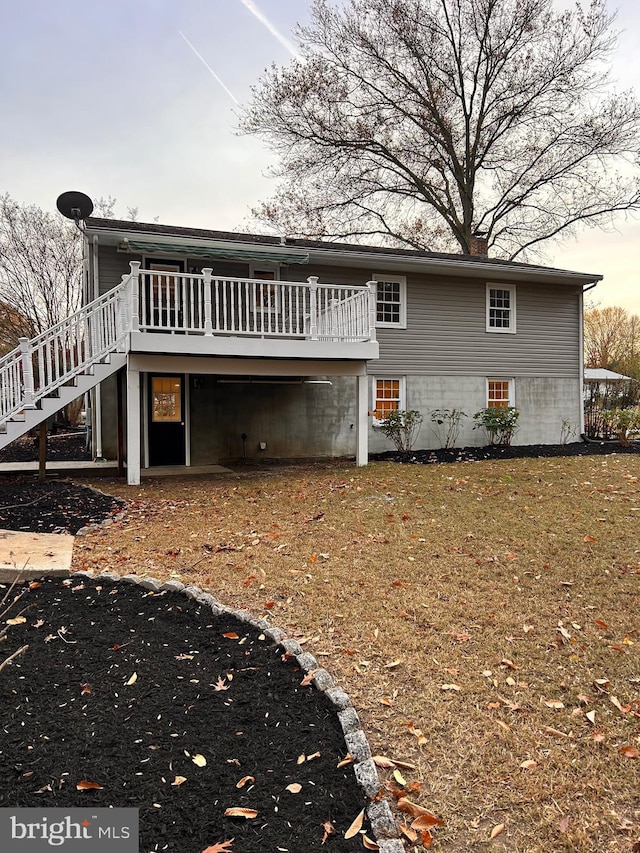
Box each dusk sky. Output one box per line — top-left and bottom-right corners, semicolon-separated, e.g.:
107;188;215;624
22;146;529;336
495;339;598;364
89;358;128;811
1;0;639;312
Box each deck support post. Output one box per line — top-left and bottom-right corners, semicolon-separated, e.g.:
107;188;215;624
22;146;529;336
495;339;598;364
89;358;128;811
126;365;141;485
356;373;369;466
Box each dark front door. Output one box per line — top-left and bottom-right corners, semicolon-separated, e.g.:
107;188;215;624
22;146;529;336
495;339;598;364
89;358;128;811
148;375;186;466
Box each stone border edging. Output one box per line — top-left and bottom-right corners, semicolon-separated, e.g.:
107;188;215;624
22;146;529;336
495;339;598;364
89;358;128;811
72;569;404;852
74;483;127;536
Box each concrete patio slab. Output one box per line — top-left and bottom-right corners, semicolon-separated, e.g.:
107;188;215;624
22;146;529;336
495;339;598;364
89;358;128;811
0;529;74;581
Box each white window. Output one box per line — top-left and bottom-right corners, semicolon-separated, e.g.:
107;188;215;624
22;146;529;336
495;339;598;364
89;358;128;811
372;377;405;422
486;284;516;333
487;378;514;408
374;275;407;328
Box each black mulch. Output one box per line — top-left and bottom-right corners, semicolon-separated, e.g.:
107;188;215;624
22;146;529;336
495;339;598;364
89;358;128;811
0;431;91;464
0;577;370;852
371;439;640;465
0;477;124;535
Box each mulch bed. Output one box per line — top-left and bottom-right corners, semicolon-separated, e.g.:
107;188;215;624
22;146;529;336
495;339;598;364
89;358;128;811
372;439;640;464
0;577;370;852
0;477;123;535
0;431;91;464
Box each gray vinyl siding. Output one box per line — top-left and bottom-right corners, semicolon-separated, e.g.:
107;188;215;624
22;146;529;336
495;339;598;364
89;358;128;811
374;274;581;378
95;245;138;296
93;249;581;379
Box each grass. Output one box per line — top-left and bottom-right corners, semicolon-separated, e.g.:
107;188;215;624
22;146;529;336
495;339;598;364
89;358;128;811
72;455;640;852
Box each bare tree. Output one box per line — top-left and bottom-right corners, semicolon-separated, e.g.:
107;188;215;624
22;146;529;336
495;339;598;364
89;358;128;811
584;305;640;378
0;195;83;348
242;0;640;259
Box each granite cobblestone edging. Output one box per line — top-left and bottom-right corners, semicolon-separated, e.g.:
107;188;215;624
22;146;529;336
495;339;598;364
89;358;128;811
73;569;404;852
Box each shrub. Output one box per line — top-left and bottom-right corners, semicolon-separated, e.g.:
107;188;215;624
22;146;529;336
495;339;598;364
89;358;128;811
473;407;520;446
374;409;423;453
601;407;640;446
429;408;467;449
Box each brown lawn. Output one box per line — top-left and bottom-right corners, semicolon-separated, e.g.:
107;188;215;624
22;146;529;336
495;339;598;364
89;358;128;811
73;456;640;852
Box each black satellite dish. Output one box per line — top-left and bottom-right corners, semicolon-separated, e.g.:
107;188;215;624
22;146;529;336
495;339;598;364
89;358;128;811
56;190;94;222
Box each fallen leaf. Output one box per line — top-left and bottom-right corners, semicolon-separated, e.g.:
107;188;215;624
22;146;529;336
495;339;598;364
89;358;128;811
399;824;418;842
223;632;239;640
236;776;254;789
544;700;565;709
321;821;335;844
520;760;538;770
373;755;395;769
585;710;597;725
337;753;354;768
594;618;608;630
6;616;27;626
411;812;445;830
192;754;207;767
201;842;234;853
558;815;570;833
362;836;379;850
490;823;505;839
583;535;598;542
300;669;319;687
224;808;258;819
125;672;137;686
171;776;187;786
609;695;624;713
76;780;103;790
384;659;402;669
393;769;407;786
285;783;302;793
80;683;92;695
542;726;571;738
379;696;393;706
440;683;461;691
344;808;365;839
420;829;434;848
214;676;229;692
500;658;517;670
618;745;639;759
398;799;444;824
591;730;606;743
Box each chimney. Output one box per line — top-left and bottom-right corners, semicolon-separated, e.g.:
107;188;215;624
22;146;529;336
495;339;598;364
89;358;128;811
469;232;488;257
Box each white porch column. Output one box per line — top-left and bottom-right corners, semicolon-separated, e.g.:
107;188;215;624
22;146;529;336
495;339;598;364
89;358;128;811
202;268;213;335
127;366;141;485
356;373;369;466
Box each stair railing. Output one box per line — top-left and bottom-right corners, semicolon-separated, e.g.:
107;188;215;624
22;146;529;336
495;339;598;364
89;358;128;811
0;277;131;424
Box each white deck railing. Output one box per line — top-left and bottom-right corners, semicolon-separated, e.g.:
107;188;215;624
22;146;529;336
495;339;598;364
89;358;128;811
1;262;376;426
133;265;376;341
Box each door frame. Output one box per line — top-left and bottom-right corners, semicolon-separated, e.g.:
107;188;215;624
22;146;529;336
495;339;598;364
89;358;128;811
144;372;188;467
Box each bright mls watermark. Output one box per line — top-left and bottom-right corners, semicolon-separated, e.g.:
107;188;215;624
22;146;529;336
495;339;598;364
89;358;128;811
0;809;138;851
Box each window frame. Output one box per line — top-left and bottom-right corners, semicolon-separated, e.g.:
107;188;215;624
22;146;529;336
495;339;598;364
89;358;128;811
486;377;515;409
372;376;406;424
373;274;407;329
486;283;516;334
250;265;280;315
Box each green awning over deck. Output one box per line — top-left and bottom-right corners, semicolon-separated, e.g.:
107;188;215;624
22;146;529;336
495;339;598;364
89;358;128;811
122;240;309;264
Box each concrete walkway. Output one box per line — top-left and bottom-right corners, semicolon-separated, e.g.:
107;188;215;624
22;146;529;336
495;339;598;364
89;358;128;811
0;460;233;478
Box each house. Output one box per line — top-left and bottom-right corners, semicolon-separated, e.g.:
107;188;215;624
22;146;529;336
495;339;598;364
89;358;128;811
0;217;602;483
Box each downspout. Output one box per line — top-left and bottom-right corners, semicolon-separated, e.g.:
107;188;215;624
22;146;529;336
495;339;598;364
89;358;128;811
92;235;105;460
580;281;599;439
